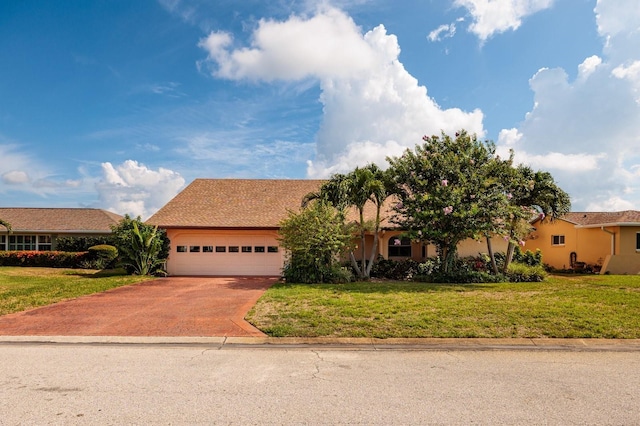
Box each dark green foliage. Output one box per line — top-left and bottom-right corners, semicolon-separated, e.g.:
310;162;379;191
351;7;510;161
0;251;89;268
55;236;115;252
303;164;394;279
110;215;169;275
370;258;419;280
279;201;354;284
283;257;353;284
83;244;119;269
512;247;543;267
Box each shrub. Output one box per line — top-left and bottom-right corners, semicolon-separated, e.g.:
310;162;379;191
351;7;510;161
55;236;115;252
506;262;547;282
0;251;89;268
512;247;543;267
84;244;119;269
283;256;353;284
370;258;420;280
278;201;353;284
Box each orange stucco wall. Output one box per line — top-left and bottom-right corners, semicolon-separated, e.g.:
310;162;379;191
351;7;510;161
379;232;508;261
526;219;613;269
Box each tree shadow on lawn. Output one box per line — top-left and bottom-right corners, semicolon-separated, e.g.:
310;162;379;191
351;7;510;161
62;268;132;278
276;281;492;294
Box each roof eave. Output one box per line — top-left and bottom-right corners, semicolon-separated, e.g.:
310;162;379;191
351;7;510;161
576;222;640;229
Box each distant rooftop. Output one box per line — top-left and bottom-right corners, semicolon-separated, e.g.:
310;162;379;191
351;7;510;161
0;208;122;233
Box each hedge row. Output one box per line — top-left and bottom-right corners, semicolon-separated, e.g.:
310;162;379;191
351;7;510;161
0;251;90;268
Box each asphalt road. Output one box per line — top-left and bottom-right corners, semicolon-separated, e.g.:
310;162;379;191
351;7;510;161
1;343;638;425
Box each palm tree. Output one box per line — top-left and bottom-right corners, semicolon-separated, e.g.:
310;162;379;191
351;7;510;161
0;219;11;234
502;165;571;272
303;164;393;279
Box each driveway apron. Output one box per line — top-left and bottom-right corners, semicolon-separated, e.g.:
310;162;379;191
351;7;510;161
0;277;276;337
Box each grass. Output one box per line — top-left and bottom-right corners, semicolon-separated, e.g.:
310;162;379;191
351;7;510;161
0;267;153;316
246;274;640;338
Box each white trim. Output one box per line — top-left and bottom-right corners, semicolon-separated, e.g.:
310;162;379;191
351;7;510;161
577;222;640;229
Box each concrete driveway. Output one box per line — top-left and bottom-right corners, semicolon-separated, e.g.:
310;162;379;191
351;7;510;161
0;276;277;337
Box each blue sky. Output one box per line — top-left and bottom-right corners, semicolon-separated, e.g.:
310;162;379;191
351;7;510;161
1;0;639;218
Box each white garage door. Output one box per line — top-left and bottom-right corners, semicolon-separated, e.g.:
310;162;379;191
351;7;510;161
168;232;284;276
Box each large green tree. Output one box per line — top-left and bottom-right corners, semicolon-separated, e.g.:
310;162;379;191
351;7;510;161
278;201;353;283
303;164;393;279
387;130;511;273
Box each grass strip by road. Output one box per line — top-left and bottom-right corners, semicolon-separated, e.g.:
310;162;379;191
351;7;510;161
247;274;640;339
0;267;153;316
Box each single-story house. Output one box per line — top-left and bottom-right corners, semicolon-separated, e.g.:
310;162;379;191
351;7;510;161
146;178;509;276
0;208;122;251
525;211;640;274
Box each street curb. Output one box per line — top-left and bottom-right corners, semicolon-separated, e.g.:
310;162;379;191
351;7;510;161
1;336;640;351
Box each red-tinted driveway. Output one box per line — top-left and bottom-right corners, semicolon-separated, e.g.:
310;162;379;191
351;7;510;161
0;277;277;337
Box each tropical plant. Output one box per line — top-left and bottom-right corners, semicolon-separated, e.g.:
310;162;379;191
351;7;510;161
501;165;571;272
111;215;169;275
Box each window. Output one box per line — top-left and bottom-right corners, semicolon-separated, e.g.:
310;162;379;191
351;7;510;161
229;246;239;253
267;246;279;253
254;246;265;253
551;235;565;246
241;246;252;253
388;237;411;257
189;246;201;253
9;235;36;251
203;246;214;253
215;246;226;253
177;246;187;253
636;233;640;251
38;235;52;251
0;235;5;251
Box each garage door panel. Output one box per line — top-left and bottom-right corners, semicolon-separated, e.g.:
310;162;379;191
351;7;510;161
168;232;283;276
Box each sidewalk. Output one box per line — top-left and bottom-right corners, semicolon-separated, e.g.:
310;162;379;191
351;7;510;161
2;335;640;351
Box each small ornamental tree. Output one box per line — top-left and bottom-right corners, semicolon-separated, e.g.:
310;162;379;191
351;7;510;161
111;215;169;275
387;130;511;273
278;201;354;283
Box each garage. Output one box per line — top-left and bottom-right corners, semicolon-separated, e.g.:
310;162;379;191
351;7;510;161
166;230;284;276
145;179;325;277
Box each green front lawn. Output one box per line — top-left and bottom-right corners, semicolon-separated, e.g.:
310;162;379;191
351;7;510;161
0;267;153;316
247;274;640;338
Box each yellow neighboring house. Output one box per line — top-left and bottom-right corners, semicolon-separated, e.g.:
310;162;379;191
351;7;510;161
526;211;640;274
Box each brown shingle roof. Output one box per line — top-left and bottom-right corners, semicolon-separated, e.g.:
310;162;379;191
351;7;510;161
147;179;325;228
0;208;122;233
562;210;640;227
146;178;397;229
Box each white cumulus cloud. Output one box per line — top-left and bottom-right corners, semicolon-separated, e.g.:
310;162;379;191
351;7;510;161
96;160;185;219
199;6;484;178
455;0;555;42
496;0;640;210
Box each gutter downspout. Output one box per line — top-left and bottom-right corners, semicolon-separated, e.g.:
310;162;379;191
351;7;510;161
601;227;615;255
